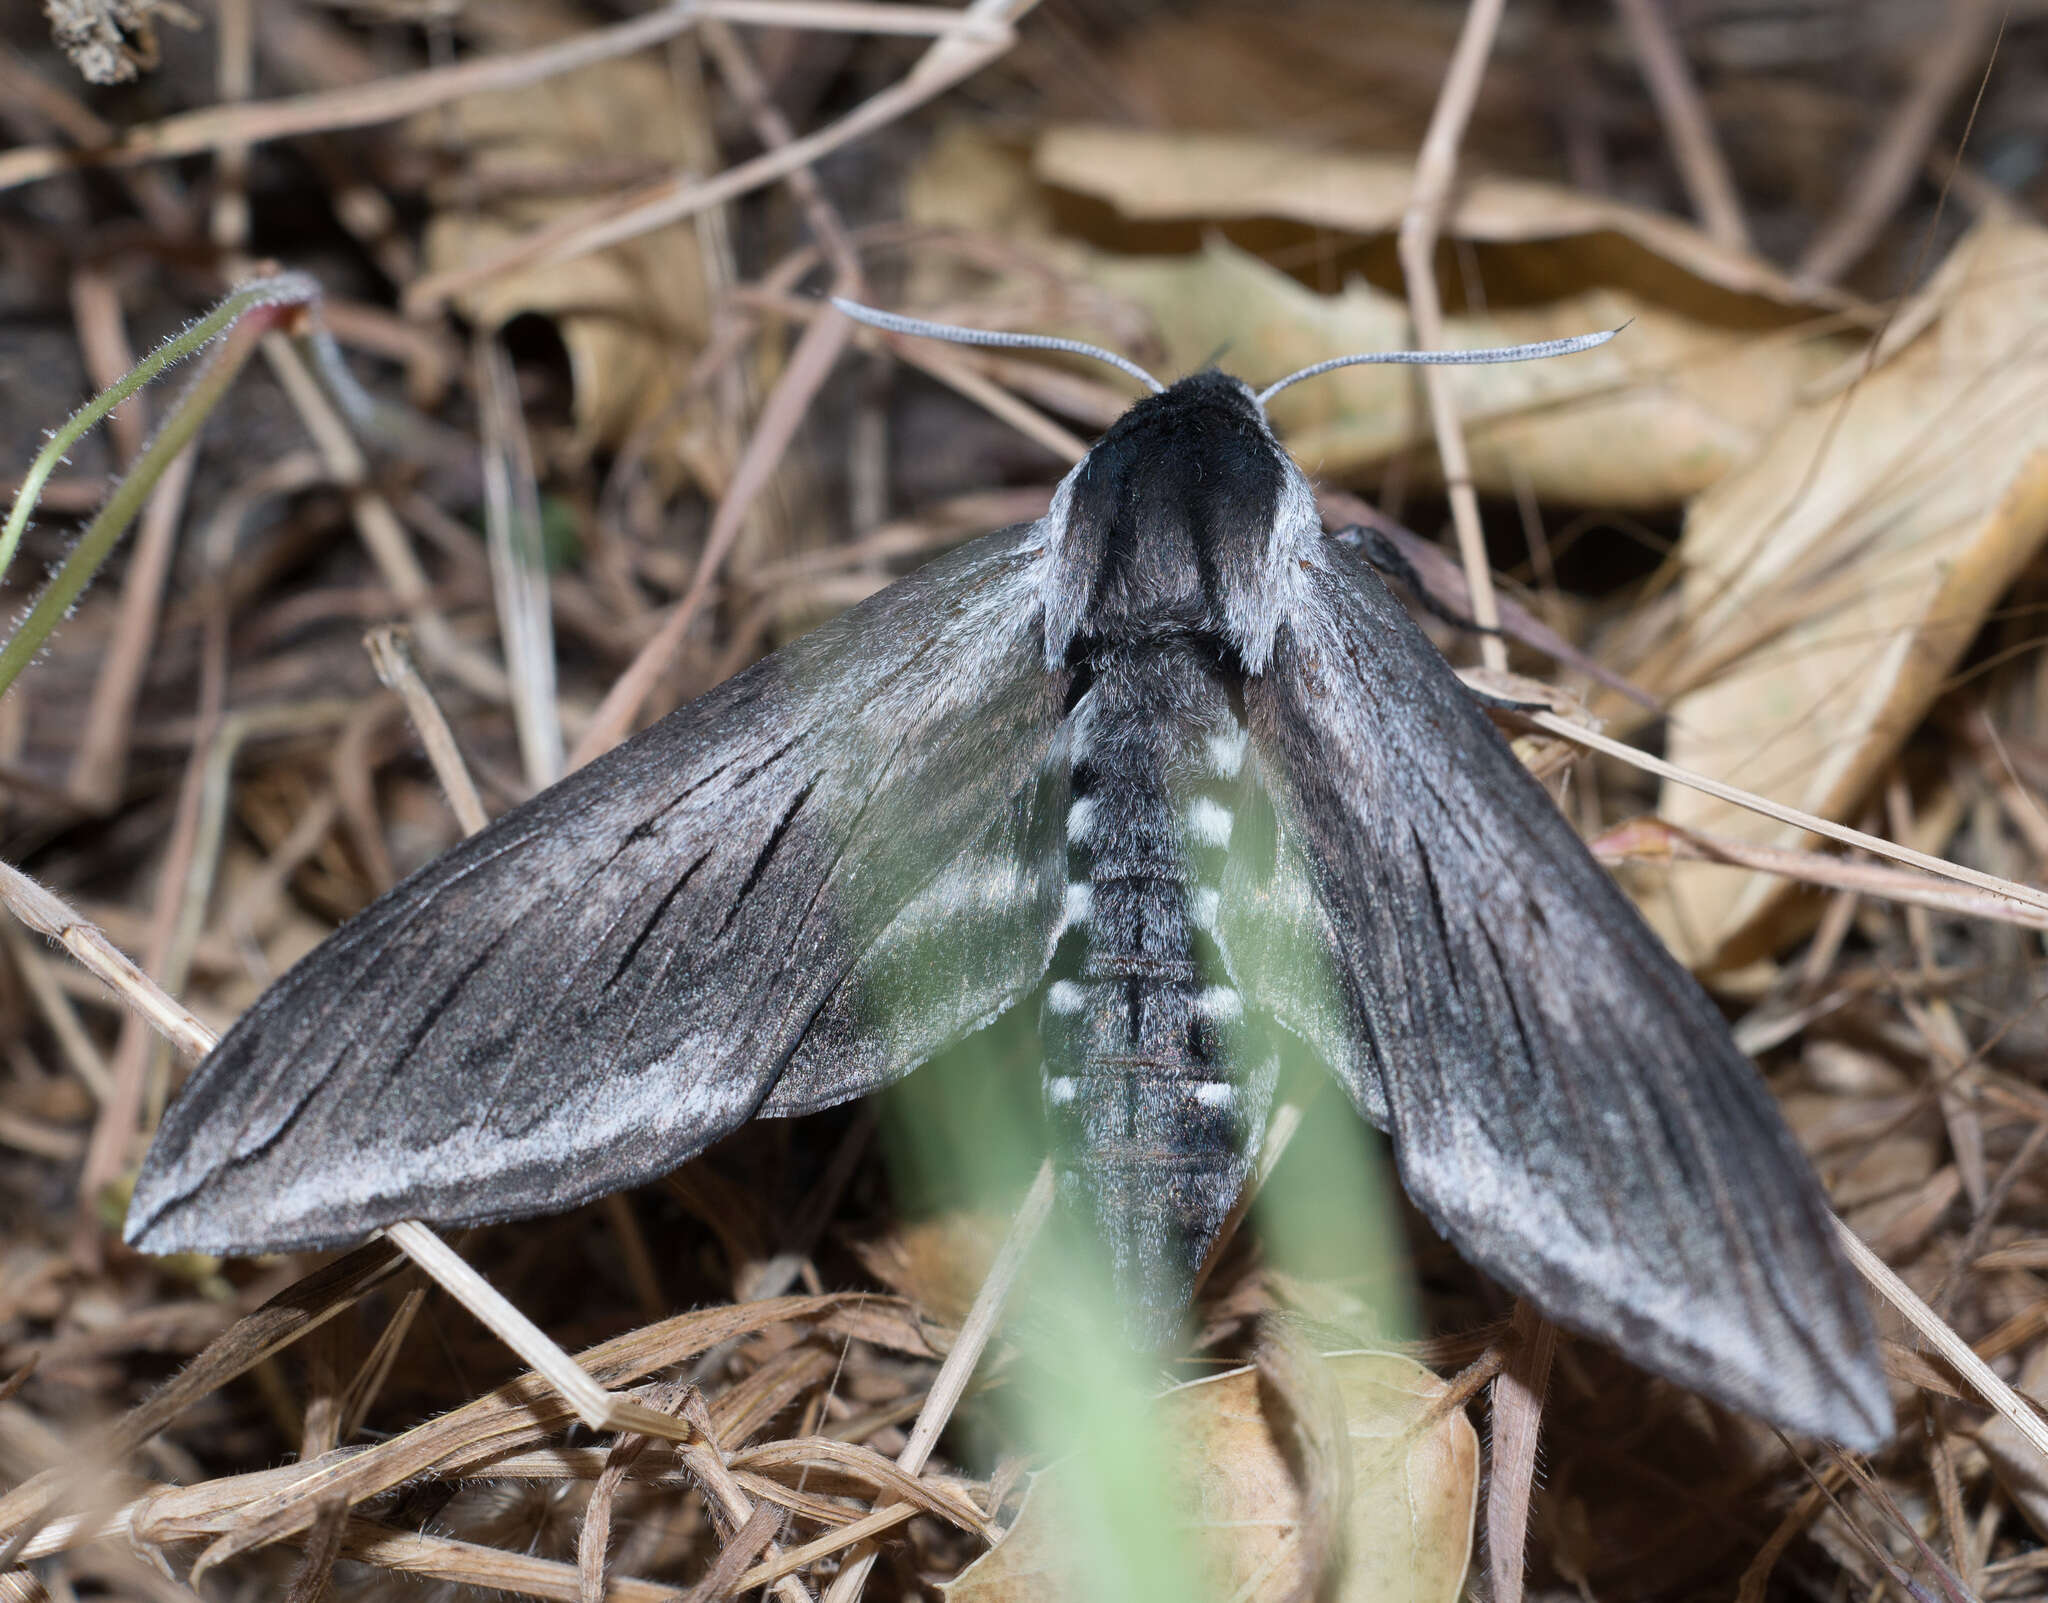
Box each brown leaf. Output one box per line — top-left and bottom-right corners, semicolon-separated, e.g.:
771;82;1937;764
906;128;1858;509
410;38;713;458
1978;1341;2048;1541
1083;240;1849;508
1644;213;2048;965
851;1213;1011;1328
1033;126;1839;318
943;1350;1476;1603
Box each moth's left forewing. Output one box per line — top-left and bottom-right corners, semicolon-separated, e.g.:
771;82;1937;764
759;723;1074;1116
126;526;1073;1255
1237;544;1892;1448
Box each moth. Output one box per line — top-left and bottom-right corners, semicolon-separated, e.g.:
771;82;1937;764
126;302;1890;1448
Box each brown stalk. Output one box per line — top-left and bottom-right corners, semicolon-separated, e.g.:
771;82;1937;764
1797;0;2004;285
1485;1301;1557;1603
259;333;509;704
0;42;188;228
0;2;1006;194
0;919;112;1100
568;12;883;765
1610;0;1750;252
63;447;196;814
96;1297;885;1567
67;265;148;467
821;1161;1055;1603
698;21;863;288
404;0;1030;315
578;1380;694;1603
682;1499;787;1602
0;862;213;1062
674;1391;813;1603
1833;1221;2048;1461
69;532;226;1251
473;333;565;786
210;0;255;256
1396;0;1509;674
365;626;487;837
0;1243;405;1565
276;1320;347;1603
570;302;854;766
1591;816;2048;931
1530;707;2048;917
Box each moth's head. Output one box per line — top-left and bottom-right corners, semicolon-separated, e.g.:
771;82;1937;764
829;299;1618;675
1033;369;1316;675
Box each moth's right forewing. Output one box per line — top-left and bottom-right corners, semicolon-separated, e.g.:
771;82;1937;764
128;527;1070;1256
1239;545;1892;1448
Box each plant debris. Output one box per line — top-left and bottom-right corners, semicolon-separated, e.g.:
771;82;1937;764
5;2;2048;1599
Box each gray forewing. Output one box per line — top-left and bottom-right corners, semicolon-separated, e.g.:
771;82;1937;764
760;729;1074;1117
1238;540;1892;1448
127;526;1071;1255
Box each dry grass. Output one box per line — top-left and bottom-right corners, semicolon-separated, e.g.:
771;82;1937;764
5;2;2048;1599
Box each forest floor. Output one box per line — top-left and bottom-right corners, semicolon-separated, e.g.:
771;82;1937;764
4;2;2048;1599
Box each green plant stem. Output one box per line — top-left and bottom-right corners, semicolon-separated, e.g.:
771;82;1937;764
0;275;317;585
0;312;276;701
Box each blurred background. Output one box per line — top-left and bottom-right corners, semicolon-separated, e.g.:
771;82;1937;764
3;2;2047;1599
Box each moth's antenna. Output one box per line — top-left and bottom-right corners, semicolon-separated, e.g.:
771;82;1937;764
1255;327;1621;406
831;297;1167;395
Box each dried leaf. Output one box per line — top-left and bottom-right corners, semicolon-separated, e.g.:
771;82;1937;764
906;129;1856;507
412;46;713;456
1646;213;2048;965
1083;239;1848;507
1076;9;1496;159
1979;1342;2048;1540
944;1350;1476;1603
851;1213;1010;1328
1034;126;1841;319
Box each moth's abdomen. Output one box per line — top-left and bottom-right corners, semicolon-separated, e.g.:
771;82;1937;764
1040;648;1271;1341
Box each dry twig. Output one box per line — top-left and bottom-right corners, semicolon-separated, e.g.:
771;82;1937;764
1797;0;2004;284
1610;0;1750;251
1397;0;1509;673
1486;1302;1558;1603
